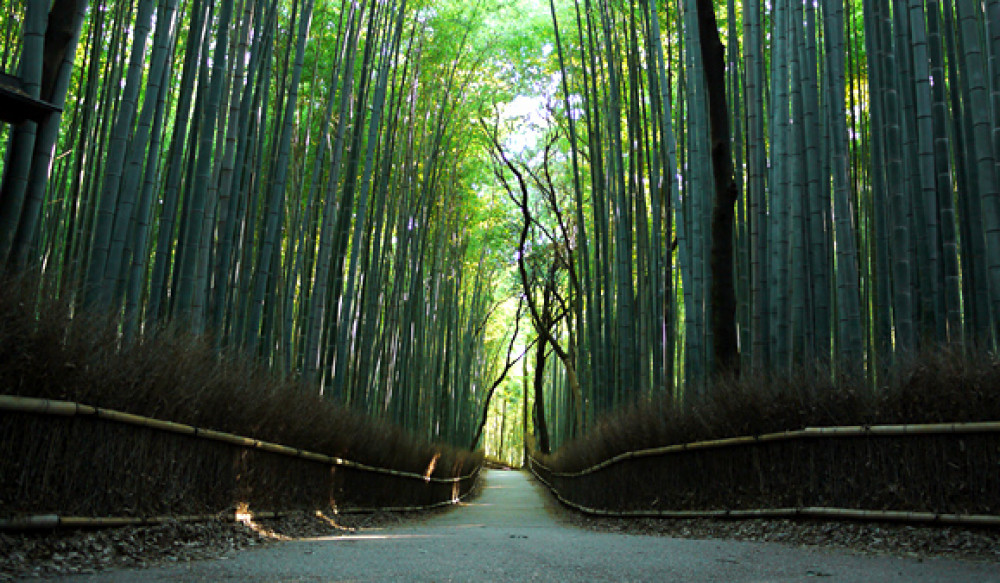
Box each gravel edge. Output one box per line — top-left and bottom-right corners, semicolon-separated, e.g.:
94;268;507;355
560;512;1000;562
1;476;486;580
0;508;437;580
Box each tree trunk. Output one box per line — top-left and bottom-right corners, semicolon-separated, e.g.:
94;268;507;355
696;0;740;376
532;334;551;455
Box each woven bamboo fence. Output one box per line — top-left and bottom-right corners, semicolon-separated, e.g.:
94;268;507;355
529;421;1000;527
0;396;480;529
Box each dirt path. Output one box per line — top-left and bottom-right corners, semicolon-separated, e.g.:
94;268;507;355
37;470;1000;582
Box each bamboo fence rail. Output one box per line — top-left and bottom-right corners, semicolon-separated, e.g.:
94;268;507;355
0;395;480;484
531;420;1000;477
0;484;481;531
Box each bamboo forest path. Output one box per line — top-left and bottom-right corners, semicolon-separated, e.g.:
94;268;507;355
41;470;999;582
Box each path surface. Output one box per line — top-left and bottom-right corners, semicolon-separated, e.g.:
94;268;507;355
41;470;999;582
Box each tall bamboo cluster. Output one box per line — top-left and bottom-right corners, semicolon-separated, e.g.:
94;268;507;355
487;0;681;452
4;0;1000;456
546;0;679;433
0;0;507;447
513;0;1000;451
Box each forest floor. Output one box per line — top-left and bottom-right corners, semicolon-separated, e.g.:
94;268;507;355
4;471;998;582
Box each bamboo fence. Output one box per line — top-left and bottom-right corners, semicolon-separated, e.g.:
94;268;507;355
528;459;1000;526
0;486;481;531
0;395;479;483
531;421;1000;477
528;420;1000;527
0;394;482;529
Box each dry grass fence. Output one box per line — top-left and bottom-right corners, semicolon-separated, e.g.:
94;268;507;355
529;422;1000;526
530;353;1000;527
0;395;479;529
0;275;482;529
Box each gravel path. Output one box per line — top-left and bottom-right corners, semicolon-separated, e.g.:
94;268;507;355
17;470;1000;582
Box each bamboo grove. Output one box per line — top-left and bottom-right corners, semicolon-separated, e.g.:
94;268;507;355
2;0;1000;456
0;0;531;448
484;0;1000;452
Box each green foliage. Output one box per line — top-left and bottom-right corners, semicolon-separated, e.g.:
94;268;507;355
1;0;998;468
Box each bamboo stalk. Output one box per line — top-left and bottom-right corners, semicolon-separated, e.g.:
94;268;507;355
798;507;1000;526
0;395;480;484
0;395;91;416
257;442;302;458
60;516;156;527
0;513;229;530
193;427;259;449
0;515;60;529
97;408;197;436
